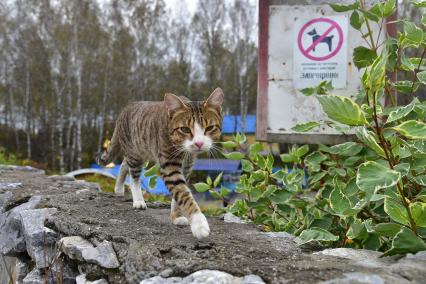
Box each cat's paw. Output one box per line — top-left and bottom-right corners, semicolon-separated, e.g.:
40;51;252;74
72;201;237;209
133;200;147;210
173;216;189;226
190;212;210;239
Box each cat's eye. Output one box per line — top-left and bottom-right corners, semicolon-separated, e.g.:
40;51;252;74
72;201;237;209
180;127;192;134
205;125;215;133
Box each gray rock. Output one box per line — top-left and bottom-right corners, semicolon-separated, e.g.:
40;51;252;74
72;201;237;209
20;208;58;268
15;258;31;284
22;268;44;284
314;248;388;268
48;175;76;182
140;276;183;284
223;213;246;224
0;196;42;255
320;272;410;284
76;274;108;284
0;255;16;284
241;274;265;284
405;250;426;261
59;236;119;269
0;191;13;213
0;165;45;174
0;182;23;190
140;270;265;284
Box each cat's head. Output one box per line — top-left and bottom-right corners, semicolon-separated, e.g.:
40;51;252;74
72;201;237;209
164;88;224;153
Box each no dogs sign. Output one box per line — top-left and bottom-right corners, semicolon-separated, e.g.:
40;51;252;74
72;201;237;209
293;16;348;89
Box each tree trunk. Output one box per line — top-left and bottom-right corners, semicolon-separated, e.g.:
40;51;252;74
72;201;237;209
97;62;109;153
25;56;32;160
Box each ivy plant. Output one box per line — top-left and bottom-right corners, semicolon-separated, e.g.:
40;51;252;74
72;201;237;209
195;0;426;256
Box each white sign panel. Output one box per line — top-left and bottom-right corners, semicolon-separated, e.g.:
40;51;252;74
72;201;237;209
293;16;348;89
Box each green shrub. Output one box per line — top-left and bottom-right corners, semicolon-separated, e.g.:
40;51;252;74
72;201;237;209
195;0;426;255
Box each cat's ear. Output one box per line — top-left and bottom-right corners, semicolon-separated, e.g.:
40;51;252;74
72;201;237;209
164;93;187;114
204;88;224;108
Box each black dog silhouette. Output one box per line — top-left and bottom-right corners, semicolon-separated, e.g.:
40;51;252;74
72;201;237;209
307;28;334;52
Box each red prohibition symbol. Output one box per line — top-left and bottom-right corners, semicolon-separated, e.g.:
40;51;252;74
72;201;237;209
297;18;344;61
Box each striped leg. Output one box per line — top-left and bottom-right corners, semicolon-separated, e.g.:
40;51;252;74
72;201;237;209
170;198;189;226
127;160;147;210
114;160;128;196
161;159;210;239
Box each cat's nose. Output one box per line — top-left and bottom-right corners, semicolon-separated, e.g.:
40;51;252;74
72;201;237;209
194;141;204;150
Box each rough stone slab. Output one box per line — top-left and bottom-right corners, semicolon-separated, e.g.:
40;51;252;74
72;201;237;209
314;248;391;268
60;236;119;269
22;268;44;284
223;212;247;224
0;191;13;213
76;274;108;284
48;175;76;182
0;182;23;190
0;196;42;255
140;270;266;284
0;165;45;174
0;255;16;284
320;272;410;284
20;208;58;268
15;258;31;284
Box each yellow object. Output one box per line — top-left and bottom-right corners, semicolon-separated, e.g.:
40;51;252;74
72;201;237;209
106;162;115;168
103;138;111;149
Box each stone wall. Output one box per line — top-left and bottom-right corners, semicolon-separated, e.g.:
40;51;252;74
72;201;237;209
1;165;426;284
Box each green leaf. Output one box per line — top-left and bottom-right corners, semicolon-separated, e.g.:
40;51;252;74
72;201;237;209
411;202;426;227
300;87;316;96
412;0;426;8
220;186;230;197
387;99;417;123
329;186;352;216
383;227;426;256
384;197;408;225
350;10;362;30
324;142;363;156
223;151;245;160
369;55;387;92
241;159;254;172
362;10;379;22
270;189;292;204
193;182;210;193
221;141;237;149
291;121;320;132
355;128;385;157
347;220;367;240
249;142;263;157
214;172;223;187
144;164;159;177
353;46;377;69
373;223;403;237
295;145;309;158
417;71;426;84
394;120;426;139
329;3;358;12
298;227;339;245
383;0;396;17
422;11;426;26
280;153;296;163
317;95;367;126
414;175;426;186
403;21;424;46
304;151;328;172
393;80;419;94
207;175;212;186
356;161;401;194
148;176;157;189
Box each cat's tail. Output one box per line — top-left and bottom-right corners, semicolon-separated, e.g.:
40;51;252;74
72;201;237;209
95;130;121;166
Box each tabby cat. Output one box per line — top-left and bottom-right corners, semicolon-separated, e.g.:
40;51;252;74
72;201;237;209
96;88;224;239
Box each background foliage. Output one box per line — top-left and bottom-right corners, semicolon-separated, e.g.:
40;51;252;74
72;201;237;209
0;0;257;172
